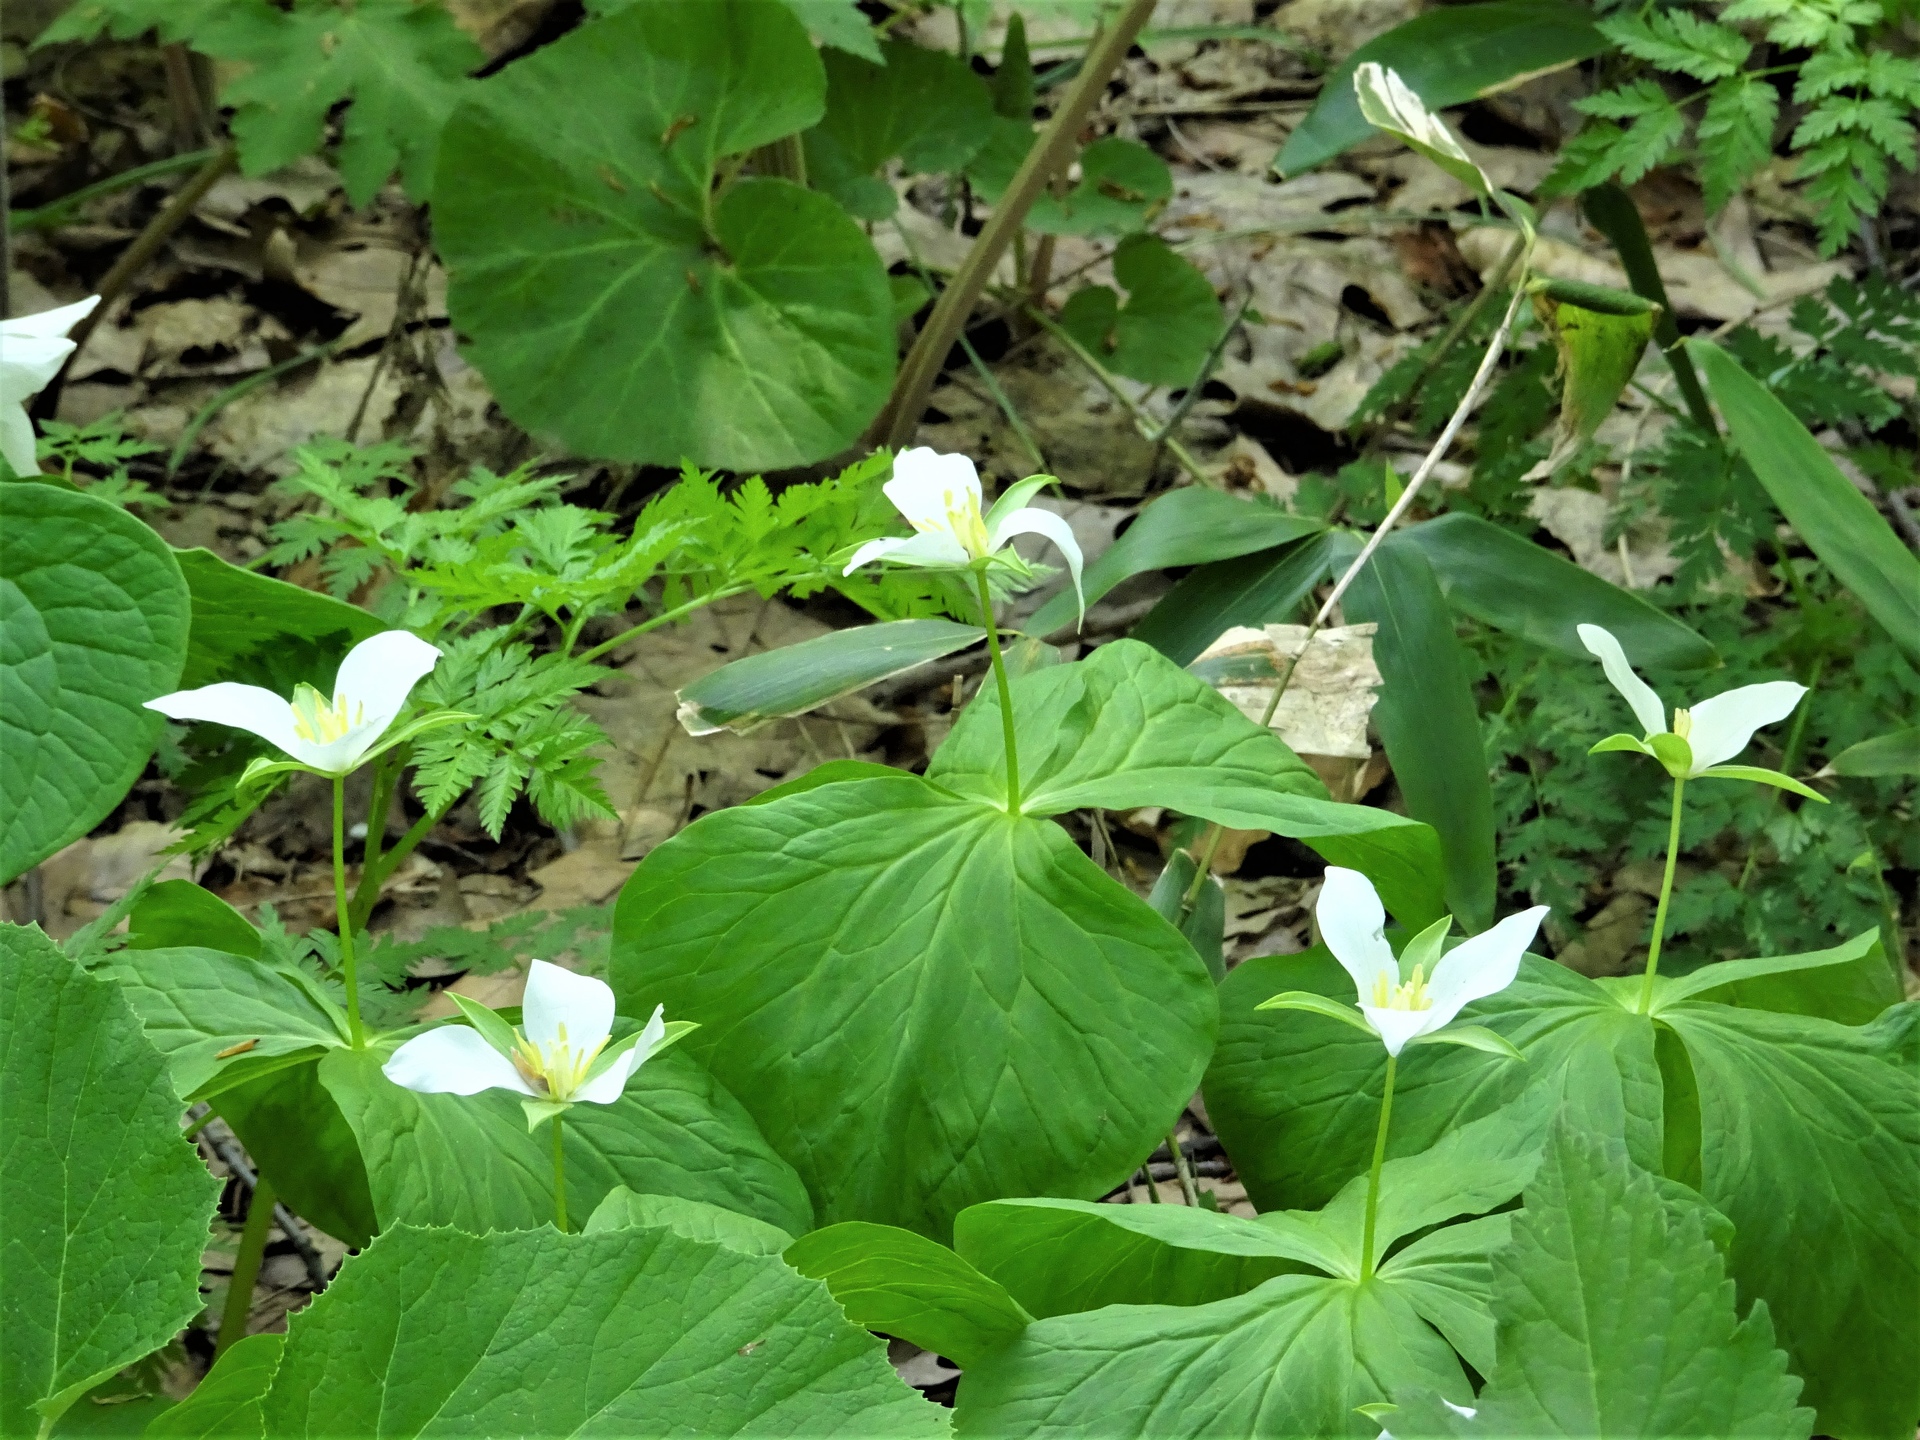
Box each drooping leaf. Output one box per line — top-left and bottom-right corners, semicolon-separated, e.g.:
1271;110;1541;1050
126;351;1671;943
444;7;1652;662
216;1056;378;1249
0;925;219;1437
1058;235;1224;386
612;768;1216;1239
1027;488;1322;638
1692;337;1920;659
583;1188;795;1255
805;40;993;218
1277;1;1607;176
1;485;189;885
1399;513;1714;669
786;1221;1033;1367
927;638;1450;930
1333;532;1497;931
1390;1128;1812;1439
434;0;893;471
320;1040;815;1237
1131;532;1334;665
1529;293;1655;476
172;549;379;690
258;1225;947;1436
676;619;983;735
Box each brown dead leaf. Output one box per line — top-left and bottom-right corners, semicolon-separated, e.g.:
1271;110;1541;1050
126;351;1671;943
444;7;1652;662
1198;621;1382;760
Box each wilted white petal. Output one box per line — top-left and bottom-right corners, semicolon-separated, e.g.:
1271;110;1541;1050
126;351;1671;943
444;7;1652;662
572;1005;666;1105
1317;867;1398;1005
1421;905;1546;1033
1684;681;1807;773
383;1025;536;1097
1361;1003;1435;1057
1578;624;1666;737
144;682;315;765
522;959;615;1055
989;506;1086;623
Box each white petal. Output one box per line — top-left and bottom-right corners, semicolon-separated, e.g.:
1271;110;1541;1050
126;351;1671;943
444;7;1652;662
2;294;101;341
988;506;1086;624
382;1026;535;1096
884;447;981;530
143;682;321;766
1684;681;1807;773
332;630;442;737
0;404;38;478
1578;624;1665;737
844;528;971;575
1421;905;1546;1032
843;535;913;575
522;959;614;1055
1361;1004;1435;1057
573;1005;666;1105
0;333;78;405
1316;867;1398;1005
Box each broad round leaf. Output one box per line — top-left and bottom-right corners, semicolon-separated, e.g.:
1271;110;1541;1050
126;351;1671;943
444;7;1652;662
0;924;219;1436
0;485;188;883
434;0;894;471
611;770;1217;1239
260;1224;946;1436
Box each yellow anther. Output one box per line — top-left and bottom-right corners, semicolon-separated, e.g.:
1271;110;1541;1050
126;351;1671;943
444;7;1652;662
510;1021;609;1102
289;683;366;745
1672;707;1693;740
1368;962;1433;1012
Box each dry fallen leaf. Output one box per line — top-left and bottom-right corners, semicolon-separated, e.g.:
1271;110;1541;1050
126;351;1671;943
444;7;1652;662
1196;621;1382;761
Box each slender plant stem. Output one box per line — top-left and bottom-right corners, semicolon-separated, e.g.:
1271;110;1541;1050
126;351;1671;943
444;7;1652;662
1359;1054;1398;1279
216;1174;277;1359
1167;1131;1201;1207
975;569;1023;814
1637;776;1687;1013
332;775;366;1049
575;586;750;665
349;800;440;931
551;1112;570;1232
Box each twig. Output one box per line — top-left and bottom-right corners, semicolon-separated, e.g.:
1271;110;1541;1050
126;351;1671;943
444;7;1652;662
867;0;1161;446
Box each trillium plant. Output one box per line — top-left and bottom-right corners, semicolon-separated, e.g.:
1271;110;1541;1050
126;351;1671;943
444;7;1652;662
385;960;689;1229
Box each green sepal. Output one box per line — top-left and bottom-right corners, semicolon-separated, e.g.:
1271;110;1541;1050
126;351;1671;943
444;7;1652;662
1398;914;1452;980
237;755;325;792
1588;733;1655;759
1648;731;1694;777
1695;764;1828;802
352;709;478;771
1254;990;1378;1037
521;1098;570;1132
449;994;521;1060
1407;1024;1526;1061
984;474;1057;530
1354;1403;1398;1423
1527;276;1658;316
657;1019;699;1055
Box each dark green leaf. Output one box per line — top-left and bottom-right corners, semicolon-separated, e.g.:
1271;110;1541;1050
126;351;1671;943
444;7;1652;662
1131;532;1333;665
676;618;983;735
611;769;1216;1239
806;40;992;218
1147;850;1226;982
124;880;261;959
785;1221;1032;1367
1;485;189;884
1059;235;1224;386
1823;725;1920;777
173;549;378;690
435;0;893;471
1028;137;1171;236
217;1057;378;1249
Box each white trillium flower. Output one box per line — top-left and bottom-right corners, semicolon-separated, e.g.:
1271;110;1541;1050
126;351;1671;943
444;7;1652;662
383;960;677;1126
1260;867;1545;1058
1578;624;1824;799
1;295;100;478
144;629;443;777
842;446;1087;622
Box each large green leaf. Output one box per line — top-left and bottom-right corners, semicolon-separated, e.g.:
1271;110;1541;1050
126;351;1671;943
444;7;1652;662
1654;1001;1918;1438
927;638;1450;930
1205;948;1665;1210
1335;532;1497;931
1692;338;1920;659
786;1221;1033;1367
1276;1;1607;176
805;39;992;218
585;1188;794;1255
1652;928;1899;1027
611;768;1217;1239
1058;235;1224;386
0;925;218;1437
1131;532;1334;665
217;1056;377;1249
1391;1128;1812;1439
952;1269;1472;1438
259;1225;947;1436
1400;512;1714;669
173;548;378;690
320;1039;814;1237
676;618;983;735
1824;726;1920;778
1027;488;1322;637
0;485;189;883
434;0;893;471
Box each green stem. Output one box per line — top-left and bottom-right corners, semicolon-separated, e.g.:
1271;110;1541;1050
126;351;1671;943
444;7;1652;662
216;1175;276;1359
575;586;749;665
1167;1132;1200;1207
349;800;443;930
1359;1053;1397;1279
975;568;1023;814
551;1111;569;1232
1637;776;1687;1014
332;775;366;1049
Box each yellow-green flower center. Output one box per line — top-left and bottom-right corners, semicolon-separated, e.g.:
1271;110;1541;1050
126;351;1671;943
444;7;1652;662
911;486;991;557
510;1021;608;1101
1369;962;1432;1012
290;683;366;745
1672;707;1693;740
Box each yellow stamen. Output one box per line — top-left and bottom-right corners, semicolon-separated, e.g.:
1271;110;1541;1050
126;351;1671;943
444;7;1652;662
1368;962;1432;1011
1672;707;1692;740
510;1019;609;1103
290;683;366;745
